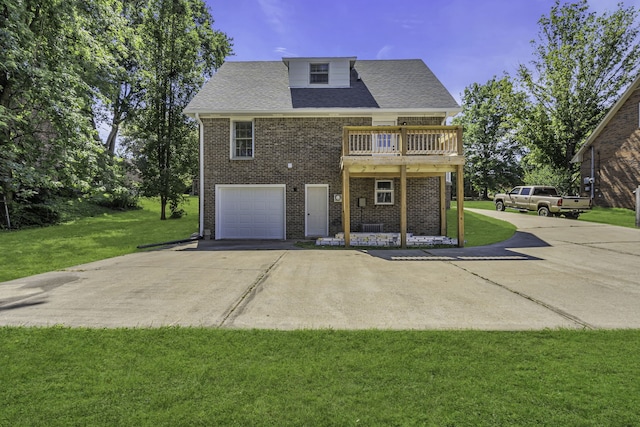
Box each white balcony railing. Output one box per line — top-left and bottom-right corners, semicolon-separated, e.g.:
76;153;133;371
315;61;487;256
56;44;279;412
343;126;461;156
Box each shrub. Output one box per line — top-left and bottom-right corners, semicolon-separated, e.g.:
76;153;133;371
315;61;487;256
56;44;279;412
8;202;60;228
523;165;575;194
169;196;185;219
91;185;140;210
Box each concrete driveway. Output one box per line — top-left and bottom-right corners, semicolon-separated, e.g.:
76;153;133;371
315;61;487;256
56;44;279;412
1;209;639;330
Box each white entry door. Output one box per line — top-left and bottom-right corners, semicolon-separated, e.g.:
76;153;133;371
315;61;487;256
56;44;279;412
372;119;397;154
305;184;328;237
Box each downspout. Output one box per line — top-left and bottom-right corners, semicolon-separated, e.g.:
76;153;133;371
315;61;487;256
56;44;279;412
590;145;595;200
195;113;204;237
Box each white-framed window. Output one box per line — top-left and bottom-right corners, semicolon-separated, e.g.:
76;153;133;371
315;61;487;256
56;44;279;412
310;63;329;84
231;120;254;159
375;180;394;205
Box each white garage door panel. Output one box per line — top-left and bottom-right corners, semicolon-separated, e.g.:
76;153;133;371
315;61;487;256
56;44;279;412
217;186;285;239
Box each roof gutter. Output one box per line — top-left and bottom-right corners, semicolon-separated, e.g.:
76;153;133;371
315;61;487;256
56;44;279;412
195;113;204;237
185;108;462;118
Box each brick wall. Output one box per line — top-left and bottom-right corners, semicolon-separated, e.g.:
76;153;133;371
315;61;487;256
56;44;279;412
202;116;442;238
348;178;441;234
580;89;640;209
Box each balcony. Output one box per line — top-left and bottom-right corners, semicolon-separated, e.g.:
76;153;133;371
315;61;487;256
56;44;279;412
340;125;466;248
341;125;464;176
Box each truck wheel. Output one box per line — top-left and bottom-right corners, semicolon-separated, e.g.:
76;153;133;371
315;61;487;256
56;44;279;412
495;201;505;211
537;206;550;217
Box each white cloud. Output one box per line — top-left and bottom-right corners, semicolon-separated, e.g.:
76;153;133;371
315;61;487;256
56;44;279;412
274;47;298;57
394;18;424;30
376;45;393;59
257;0;288;35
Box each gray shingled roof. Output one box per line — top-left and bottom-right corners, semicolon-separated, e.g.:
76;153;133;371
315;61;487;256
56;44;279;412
184;59;459;114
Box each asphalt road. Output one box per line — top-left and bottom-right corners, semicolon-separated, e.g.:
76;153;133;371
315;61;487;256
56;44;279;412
1;209;639;330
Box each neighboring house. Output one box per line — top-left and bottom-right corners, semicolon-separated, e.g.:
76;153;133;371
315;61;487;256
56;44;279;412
572;74;640;209
184;56;464;247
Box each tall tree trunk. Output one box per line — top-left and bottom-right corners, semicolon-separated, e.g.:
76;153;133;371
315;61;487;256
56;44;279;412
565;140;577;171
106;99;124;154
0;78;12;204
106;123;119;154
160;194;167;220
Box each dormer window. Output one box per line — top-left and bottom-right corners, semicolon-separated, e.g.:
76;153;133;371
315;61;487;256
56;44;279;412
310;63;329;84
283;57;354;88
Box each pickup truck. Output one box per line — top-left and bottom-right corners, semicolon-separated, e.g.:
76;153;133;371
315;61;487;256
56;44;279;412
493;186;591;218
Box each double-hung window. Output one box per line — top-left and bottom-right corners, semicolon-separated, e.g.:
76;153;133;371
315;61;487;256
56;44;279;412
375;180;394;205
309;63;329;84
232;121;253;159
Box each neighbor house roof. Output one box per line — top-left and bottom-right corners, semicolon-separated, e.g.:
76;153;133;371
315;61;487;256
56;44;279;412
571;74;640;163
184;58;460;116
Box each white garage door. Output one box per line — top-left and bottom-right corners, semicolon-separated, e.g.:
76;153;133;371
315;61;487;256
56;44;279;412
216;185;286;239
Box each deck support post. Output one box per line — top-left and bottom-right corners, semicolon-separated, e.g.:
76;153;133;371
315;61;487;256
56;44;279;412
341;125;465;248
456;164;464;247
439;174;447;236
400;165;407;248
342;168;350;247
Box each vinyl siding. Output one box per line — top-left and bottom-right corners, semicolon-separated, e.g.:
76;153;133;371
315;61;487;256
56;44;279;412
287;59;351;88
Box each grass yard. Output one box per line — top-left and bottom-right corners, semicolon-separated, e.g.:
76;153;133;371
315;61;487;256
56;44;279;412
457;200;496;211
1;327;639;426
1;200;639;425
0;197;198;282
578;206;637;228
462;200;637;228
447;204;516;247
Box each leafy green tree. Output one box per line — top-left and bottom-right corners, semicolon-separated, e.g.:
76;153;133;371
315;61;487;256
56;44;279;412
126;0;231;220
522;163;573;195
91;0;148;154
0;0;145;227
517;0;640;174
1;0;109;203
454;77;525;199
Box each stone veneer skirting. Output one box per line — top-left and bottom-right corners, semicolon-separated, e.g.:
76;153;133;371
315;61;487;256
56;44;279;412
316;233;457;247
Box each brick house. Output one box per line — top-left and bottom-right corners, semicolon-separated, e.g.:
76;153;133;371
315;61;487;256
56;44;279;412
184;57;464;246
572;74;640;209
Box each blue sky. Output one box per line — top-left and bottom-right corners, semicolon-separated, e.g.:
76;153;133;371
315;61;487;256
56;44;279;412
204;0;640;103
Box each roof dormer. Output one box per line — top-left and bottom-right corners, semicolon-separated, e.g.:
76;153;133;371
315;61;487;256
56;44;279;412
282;57;357;88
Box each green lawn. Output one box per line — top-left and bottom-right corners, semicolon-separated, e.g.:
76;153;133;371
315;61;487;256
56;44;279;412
0;198;198;282
457;200;496;211
1;328;639;426
447;204;516;247
578;206;637;227
2;200;640;425
462;200;637;228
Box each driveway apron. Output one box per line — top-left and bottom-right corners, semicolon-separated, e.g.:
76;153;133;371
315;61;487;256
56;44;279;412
1;209;640;329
